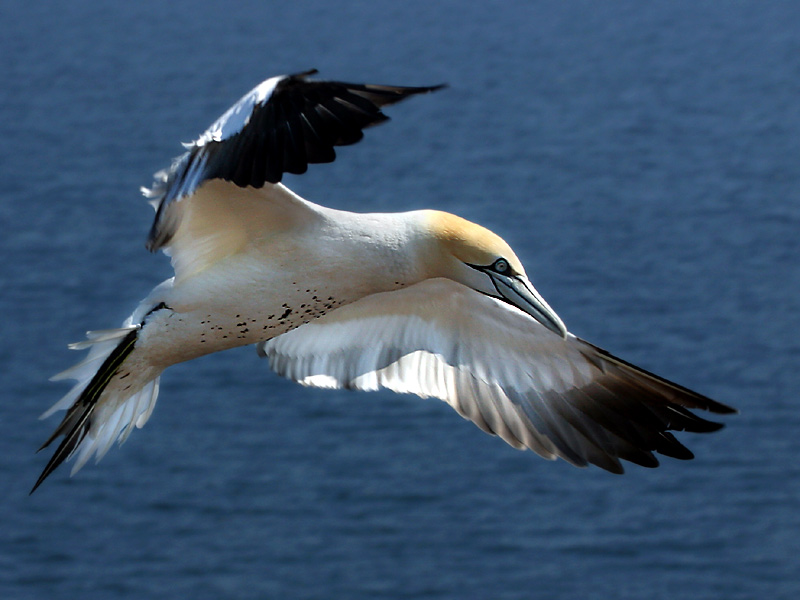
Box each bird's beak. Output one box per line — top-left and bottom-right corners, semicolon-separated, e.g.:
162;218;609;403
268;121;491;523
490;273;568;339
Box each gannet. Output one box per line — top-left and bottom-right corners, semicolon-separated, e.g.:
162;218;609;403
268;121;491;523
33;70;734;493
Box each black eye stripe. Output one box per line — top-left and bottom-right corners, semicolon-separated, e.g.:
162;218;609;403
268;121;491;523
465;258;514;276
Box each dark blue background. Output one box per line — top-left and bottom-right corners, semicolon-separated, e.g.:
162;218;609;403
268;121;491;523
2;1;798;598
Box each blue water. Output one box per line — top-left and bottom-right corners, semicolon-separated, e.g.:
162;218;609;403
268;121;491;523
2;1;799;598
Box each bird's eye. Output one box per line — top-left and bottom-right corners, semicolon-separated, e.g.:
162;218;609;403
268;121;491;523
493;258;510;274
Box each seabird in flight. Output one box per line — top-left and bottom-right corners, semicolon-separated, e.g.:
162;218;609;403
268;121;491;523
32;69;734;493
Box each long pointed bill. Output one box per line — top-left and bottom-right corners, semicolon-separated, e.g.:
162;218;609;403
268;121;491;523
490;274;568;339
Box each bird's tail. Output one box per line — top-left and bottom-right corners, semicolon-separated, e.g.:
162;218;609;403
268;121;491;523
32;324;162;493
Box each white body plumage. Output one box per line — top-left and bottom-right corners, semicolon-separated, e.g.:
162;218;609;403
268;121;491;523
34;71;733;492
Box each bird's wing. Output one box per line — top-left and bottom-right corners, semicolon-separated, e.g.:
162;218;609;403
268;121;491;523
143;69;444;253
258;278;734;473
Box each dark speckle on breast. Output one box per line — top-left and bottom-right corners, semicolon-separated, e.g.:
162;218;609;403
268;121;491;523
187;290;347;349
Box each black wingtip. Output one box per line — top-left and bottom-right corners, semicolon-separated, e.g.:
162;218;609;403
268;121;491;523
352;81;447;107
427;83;449;93
293;68;319;78
576;336;737;417
289;68;447;95
712;403;739;416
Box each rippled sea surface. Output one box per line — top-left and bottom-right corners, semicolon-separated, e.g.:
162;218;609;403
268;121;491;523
2;1;799;598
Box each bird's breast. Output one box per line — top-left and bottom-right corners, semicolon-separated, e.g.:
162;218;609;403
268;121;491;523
140;275;354;367
140;224;418;367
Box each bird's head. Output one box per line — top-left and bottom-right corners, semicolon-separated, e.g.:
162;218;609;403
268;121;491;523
421;210;567;338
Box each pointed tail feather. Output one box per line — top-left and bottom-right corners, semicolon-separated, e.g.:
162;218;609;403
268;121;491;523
32;326;160;493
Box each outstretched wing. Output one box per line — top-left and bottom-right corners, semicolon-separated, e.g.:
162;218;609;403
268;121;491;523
143;70;444;251
258;279;734;473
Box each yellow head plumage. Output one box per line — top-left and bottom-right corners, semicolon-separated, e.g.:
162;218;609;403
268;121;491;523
423;210;525;275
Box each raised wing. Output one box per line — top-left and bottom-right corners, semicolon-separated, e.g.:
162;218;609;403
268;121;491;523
143;70;444;251
258;279;734;473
